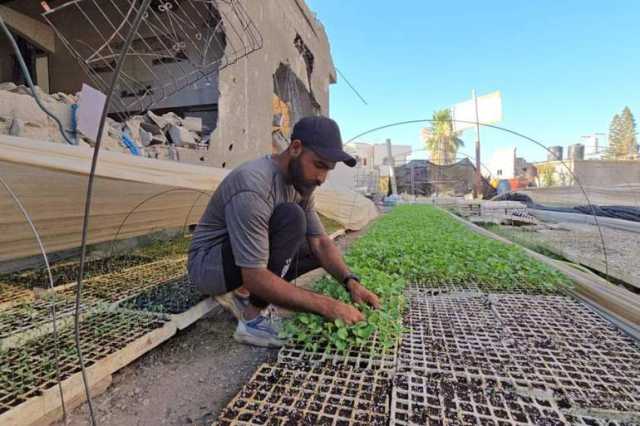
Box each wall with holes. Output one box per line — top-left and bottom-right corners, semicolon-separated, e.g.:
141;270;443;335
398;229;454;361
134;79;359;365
210;0;336;170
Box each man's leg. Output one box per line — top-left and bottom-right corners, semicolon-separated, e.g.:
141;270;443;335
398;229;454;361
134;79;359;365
246;202;310;308
219;203;320;310
282;240;322;283
220;203;309;347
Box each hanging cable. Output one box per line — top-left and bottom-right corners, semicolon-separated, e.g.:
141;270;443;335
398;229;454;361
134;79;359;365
336;67;368;106
0;15;75;145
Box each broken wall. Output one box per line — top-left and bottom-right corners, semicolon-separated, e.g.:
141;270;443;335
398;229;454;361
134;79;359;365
1;0;336;171
209;0;336;169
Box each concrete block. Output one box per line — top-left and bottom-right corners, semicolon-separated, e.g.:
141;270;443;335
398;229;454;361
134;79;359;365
182;116;202;133
140;122;167;145
146;110;169;129
139;129;153;147
161;112;182;127
125;118;142;141
167;125;197;148
8;119;24;137
0;89;72;135
51;92;77;105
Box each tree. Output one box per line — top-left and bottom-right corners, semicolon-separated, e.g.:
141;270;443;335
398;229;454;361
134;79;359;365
422;109;464;165
605;113;621;159
537;163;556;187
607;107;638;159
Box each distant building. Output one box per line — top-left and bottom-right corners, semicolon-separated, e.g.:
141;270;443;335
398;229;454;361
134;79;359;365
533;159;640;187
486;147;515;179
335;141;412;195
486;147;532;180
581;133;608;160
347;142;412;171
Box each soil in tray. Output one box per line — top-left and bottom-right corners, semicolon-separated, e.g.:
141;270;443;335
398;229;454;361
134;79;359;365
218;363;390;425
393;372;574;425
0;310;168;412
1;255;152;289
121;278;204;314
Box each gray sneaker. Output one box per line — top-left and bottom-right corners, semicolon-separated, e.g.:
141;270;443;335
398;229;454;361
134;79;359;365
233;314;285;348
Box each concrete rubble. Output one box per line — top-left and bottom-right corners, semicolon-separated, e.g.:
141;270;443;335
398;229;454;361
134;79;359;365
0;83;207;162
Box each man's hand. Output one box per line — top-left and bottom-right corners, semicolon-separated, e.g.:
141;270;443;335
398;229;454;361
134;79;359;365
347;280;381;309
325;300;365;325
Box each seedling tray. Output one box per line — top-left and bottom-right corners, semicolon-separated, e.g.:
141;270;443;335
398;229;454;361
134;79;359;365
0;257;187;345
216;362;390;425
1;254;152;289
121;275;204;315
56;257;188;302
391;371;632;426
0;283;33;310
0;293;100;343
121;276;217;330
407;279;562;296
399;290;640;417
0;309;174;425
277;331;398;370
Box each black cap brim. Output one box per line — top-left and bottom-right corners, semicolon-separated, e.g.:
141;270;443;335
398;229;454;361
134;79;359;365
310;146;357;167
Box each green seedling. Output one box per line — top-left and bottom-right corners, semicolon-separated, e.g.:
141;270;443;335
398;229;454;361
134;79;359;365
282;205;571;354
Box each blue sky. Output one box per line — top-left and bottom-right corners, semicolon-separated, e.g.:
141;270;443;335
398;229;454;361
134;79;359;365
306;0;640;163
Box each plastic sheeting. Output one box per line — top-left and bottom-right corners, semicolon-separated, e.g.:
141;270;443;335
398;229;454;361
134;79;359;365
492;191;640;223
0;135;377;261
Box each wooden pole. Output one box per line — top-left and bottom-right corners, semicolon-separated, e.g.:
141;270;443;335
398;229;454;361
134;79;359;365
473;89;482;199
386;138;398;195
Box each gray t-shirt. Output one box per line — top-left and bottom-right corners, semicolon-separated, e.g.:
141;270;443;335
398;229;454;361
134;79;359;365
188;156;324;293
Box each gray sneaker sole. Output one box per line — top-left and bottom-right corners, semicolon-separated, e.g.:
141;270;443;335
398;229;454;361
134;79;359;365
233;329;285;348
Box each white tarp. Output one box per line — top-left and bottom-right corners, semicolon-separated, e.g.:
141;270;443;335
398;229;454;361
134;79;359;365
0;135;377;260
451;90;502;132
77;84;107;142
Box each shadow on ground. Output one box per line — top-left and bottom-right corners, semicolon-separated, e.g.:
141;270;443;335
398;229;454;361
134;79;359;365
56;309;277;426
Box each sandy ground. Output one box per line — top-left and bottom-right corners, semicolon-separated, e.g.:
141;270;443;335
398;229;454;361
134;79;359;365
492;221;640;289
56;308;277;426
55;232;358;426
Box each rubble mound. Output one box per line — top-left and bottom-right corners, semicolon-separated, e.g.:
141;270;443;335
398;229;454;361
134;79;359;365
0;83;207;162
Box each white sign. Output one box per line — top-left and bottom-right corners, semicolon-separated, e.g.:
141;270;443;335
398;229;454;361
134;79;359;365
451;90;502;132
77;83;107;142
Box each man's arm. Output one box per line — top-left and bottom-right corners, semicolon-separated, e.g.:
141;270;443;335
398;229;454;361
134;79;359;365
241;267;364;324
308;234;381;309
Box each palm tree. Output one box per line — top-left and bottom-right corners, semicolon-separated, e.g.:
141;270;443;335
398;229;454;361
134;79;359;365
422;109;464;165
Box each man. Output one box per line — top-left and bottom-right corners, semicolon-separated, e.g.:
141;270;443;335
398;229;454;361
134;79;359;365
188;116;380;348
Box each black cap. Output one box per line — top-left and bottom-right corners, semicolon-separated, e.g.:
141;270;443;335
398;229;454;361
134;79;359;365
291;116;357;167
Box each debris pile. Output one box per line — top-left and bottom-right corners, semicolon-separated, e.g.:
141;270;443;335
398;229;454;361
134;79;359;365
0;82;75;144
0;83;208;162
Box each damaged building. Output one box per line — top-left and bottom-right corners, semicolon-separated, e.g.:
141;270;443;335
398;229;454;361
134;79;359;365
0;0;336;167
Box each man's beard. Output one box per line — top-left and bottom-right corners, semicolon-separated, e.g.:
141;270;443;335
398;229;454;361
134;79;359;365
289;156;317;198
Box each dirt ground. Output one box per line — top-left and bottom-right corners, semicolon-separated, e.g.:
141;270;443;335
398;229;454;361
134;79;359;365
489;221;640;290
55;232;358;426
